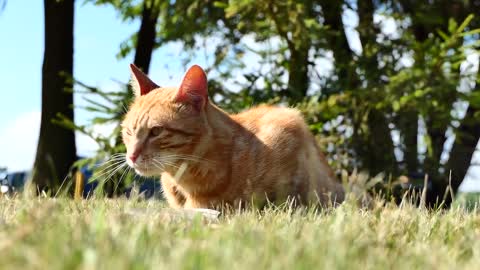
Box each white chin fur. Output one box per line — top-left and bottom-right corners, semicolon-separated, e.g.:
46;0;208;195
133;165;163;177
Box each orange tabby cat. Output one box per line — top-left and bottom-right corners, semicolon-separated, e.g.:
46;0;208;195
122;64;345;209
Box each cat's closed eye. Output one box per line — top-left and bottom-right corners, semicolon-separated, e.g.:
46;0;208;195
149;126;163;137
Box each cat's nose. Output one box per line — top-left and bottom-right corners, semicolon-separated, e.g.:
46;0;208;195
128;148;142;163
129;153;139;163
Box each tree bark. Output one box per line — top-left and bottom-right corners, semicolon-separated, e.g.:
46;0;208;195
266;0;311;103
365;110;397;175
133;0;161;73
321;0;357;90
287;45;310;102
322;0;396;175
397;0;470;207
396;111;419;173
446;78;480;194
32;0;76;193
357;0;397;175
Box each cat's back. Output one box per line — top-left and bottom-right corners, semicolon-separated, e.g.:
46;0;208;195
228;105;343;205
231;105;310;147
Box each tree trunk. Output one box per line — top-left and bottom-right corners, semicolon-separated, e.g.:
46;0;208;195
358;0;397;175
446;75;480;194
321;0;357;90
397;0;468;207
266;0;312;103
286;42;310;103
365;110;397;175
133;0;161;73
396;110;419;173
322;0;396;175
32;0;76;193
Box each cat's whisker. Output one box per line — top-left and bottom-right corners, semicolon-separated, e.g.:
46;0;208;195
119;165;130;182
169;157;204;163
163;153;210;162
92;159;126;178
114;166;131;194
152;158;193;173
93;162;127;184
155;158;181;167
101;163;128;184
151;159;166;168
107;156;126;161
90;164;126;184
152;159;180;170
151;162;165;171
93;158;124;168
106;153;126;159
105;157;126;163
108;155;126;160
96;160;125;170
95;155;126;167
163;163;181;170
155;154;210;165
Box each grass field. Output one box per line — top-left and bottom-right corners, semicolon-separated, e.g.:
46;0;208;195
1;194;479;270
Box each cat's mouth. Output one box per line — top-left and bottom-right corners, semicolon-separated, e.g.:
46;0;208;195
132;164;162;177
127;154;183;176
129;159;164;177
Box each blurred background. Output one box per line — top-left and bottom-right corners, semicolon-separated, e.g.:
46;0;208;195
0;0;479;206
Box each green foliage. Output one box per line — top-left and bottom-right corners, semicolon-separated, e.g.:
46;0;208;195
88;0;141;20
181;3;480;180
72;0;480;200
385;16;476;113
56;79;135;196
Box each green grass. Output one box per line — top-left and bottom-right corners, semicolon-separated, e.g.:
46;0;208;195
0;195;479;270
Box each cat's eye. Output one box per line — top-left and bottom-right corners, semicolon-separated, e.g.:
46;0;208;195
150;126;163;137
125;129;133;136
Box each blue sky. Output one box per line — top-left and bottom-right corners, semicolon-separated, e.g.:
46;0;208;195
0;1;478;191
0;1;188;172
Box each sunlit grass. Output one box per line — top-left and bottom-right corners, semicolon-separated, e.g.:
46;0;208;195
0;194;479;270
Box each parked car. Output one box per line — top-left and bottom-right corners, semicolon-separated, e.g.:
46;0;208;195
1;177;10;194
0;171;29;195
0;166;162;199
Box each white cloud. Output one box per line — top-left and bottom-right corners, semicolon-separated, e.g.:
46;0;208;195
0;111;40;172
0;111;117;172
76;122;117;157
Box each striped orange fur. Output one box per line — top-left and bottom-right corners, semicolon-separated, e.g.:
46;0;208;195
122;64;344;209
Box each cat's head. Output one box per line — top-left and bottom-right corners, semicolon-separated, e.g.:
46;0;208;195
121;64;210;176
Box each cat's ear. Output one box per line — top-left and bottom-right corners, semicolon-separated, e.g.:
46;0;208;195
129;64;159;97
175;65;208;111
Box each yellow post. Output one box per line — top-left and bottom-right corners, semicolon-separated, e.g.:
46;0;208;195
74;171;85;200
